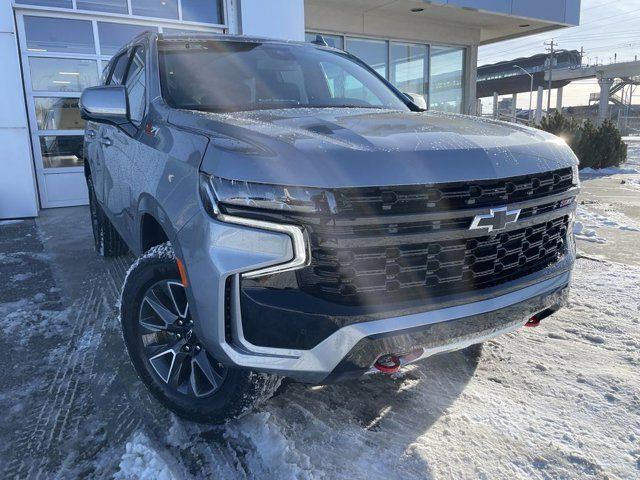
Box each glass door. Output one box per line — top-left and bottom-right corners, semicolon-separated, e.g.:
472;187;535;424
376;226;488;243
14;6;224;208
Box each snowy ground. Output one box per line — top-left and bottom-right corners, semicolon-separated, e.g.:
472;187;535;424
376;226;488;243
1;142;639;479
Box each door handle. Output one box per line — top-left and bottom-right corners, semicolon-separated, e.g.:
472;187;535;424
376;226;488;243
99;136;113;146
86;129;96;138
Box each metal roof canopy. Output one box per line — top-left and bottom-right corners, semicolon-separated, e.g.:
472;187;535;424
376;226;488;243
305;0;580;45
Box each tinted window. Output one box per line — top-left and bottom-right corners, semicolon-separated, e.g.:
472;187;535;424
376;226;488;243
109;53;130;85
76;0;128;14
125;47;147;126
131;0;178;19
158;41;408;112
24;16;95;54
181;0;224;24
98;22;157;56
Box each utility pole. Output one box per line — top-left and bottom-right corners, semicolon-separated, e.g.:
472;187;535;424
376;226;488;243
544;39;556;115
580;46;584;67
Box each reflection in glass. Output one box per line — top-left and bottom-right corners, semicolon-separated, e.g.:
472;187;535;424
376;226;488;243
181;0;224;24
305;32;344;50
131;0;178;19
76;0;128;14
98;22;158;55
29;58;98;92
390;42;428;98
346;38;387;77
430;46;465;113
15;0;71;8
24;16;95;54
35;98;85;131
40;136;84;168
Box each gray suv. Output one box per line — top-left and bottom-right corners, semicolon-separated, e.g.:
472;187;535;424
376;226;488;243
80;32;579;423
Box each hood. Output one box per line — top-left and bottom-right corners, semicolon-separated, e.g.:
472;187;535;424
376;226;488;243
168;108;578;188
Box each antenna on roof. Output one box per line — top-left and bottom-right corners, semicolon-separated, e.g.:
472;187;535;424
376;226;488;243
311;34;328;47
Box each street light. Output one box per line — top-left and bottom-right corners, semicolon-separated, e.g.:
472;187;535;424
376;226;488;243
514;65;534;124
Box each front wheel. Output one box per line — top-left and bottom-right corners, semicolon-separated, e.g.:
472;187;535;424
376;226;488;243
120;243;281;424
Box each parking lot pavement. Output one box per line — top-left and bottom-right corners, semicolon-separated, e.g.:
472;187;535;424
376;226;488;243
1;172;639;478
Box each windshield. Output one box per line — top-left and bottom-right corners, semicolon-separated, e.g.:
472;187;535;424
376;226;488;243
158;40;410;112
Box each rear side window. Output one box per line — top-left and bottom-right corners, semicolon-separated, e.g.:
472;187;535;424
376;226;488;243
125;46;147;126
109;52;130;85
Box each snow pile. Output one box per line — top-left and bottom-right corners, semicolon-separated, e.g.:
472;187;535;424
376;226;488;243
573;221;606;244
576;204;640;233
114;433;176;480
224;412;315;479
580;166;639;175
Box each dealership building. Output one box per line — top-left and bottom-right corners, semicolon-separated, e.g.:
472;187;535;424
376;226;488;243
0;0;580;219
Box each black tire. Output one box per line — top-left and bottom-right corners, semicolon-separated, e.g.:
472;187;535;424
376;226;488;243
87;174;128;257
120;243;281;424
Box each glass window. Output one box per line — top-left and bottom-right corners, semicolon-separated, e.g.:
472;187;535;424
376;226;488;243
39;135;84;168
24;16;95;54
320;61;383;106
131;0;178;19
346;38;387;77
158;40;408;112
29;58;98;92
109;52;131;85
162;28;204;35
305;32;344;50
35;98;84;131
15;0;72;8
76;0;128;14
125;47;147;126
430;46;465;113
390;42;428;98
98;22;157;56
181;0;224;24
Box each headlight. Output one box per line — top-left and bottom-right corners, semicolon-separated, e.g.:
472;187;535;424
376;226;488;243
572;165;581;188
200;174;337;214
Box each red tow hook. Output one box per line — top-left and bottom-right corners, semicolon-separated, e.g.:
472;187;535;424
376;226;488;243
525;314;541;328
374;355;402;374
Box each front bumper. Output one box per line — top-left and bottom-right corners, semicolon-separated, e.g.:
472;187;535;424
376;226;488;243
176;209;574;384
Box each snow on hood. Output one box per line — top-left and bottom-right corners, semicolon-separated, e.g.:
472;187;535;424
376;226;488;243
169;108;578;188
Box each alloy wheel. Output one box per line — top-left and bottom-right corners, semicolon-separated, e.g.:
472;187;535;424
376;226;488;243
138;280;227;398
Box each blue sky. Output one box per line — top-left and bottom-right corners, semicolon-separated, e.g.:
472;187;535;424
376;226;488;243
478;0;640;107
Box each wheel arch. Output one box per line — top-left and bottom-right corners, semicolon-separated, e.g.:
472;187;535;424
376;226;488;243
137;195;180;256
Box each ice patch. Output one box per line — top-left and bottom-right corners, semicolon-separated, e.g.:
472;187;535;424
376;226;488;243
114;432;176;480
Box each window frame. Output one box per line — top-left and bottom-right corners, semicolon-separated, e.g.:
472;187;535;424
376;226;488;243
12;0;228;29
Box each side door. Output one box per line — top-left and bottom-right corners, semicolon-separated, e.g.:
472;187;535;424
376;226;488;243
120;43;149;240
101;49;138;244
85;63;113;205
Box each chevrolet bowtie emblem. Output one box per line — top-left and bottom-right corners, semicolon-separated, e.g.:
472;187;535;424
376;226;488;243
469;206;521;233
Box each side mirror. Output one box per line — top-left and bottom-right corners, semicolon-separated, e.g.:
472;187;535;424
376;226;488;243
79;85;129;125
403;92;427;110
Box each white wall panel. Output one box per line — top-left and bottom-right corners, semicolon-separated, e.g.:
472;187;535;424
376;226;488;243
0;1;39;218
